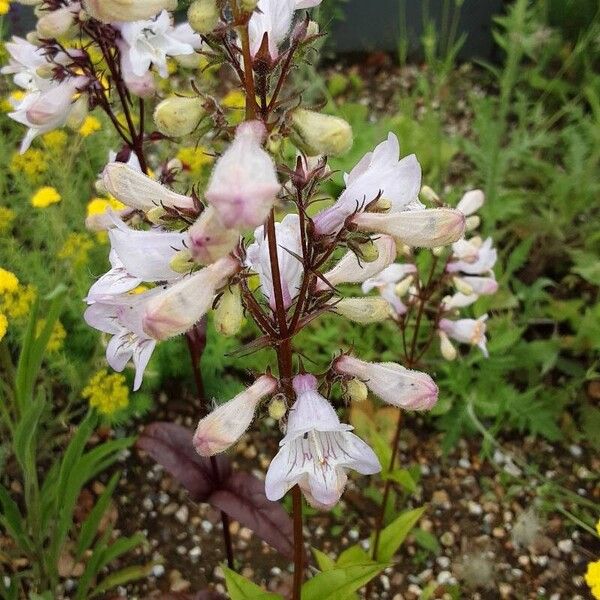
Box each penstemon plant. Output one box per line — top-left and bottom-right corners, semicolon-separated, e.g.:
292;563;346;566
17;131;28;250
3;0;470;597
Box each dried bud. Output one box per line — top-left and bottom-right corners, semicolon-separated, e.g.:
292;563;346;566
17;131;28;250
214;285;244;337
37;5;79;38
153;96;204;137
188;0;219;34
345;378;368;403
268;395;287;420
193;375;278;456
290;109;353;157
334;355;438;411
332;297;391;324
439;331;457;361
306;20;320;38
82;0;177;23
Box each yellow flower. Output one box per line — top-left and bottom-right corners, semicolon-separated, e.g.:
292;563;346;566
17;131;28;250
82;369;129;416
586;560;600;599
0;268;19;294
176;146;214;175
58;233;94;268
86;196;125;217
42;130;68;150
221;90;246;110
1;284;36;320
0;207;16;234
79;115;101;137
0;0;10;16
130;285;149;295
31;186;62;208
0;314;7;342
10;149;48;182
36;319;66;353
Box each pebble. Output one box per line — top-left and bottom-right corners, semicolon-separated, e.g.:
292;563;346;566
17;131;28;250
518;555;530;567
152;564;165;577
239;527;252;541
176;545;187;556
493;527;506;538
163;502;178;516
437;556;451;569
270;567;282;576
458;458;471;469
381;574;390;590
169;570;191;593
142;498;154;511
201;520;213;534
348;529;359;540
175;505;189;524
557;539;573;553
468;501;483;516
440;532;455;547
189;546;202;560
431;490;450;509
569;445;582;457
499;583;513;598
437;571;453;585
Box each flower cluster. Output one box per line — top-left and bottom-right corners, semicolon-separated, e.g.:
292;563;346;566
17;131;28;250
0;268;37;340
82;368;129;416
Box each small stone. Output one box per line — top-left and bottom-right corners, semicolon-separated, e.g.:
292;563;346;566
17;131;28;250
440;532;455;547
468;501;483;516
175;505;189;524
432;490;450;509
64;579;76;592
499;583;513;598
163;502;178;516
169;570;191;593
152;564;165;577
201;520;213;534
458;458;471;469
569;445;582;457
518;555;529;567
348;529;359;540
270;567;282;576
381;574;390;590
189;546;202;560
557;539;573;553
437;556;451;569
437;571;453;585
417;568;432;583
493;527;506;538
142;498;154;511
239;527;252;541
176;545;186;555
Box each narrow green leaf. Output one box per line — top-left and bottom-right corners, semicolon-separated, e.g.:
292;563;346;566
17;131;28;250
90;563;154;598
0;484;32;553
98;533;146;571
336;545;371;567
374;506;426;562
302;563;387;600
14;296;40;411
223;567;283;600
12;397;45;474
312;548;335;572
383;468;417;493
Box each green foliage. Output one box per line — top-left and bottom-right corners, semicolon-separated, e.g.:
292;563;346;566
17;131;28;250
223;567;283;600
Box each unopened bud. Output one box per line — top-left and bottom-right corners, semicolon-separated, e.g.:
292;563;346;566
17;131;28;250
188;0;219;34
306;20;320;38
395;241;411;257
357;240;379;263
452;276;473;295
370;197;392;212
240;0;258;11
345;378;368;403
268;395;287;420
154;96;204;137
470;236;483;248
332;297;391;324
36;64;54;79
439;331;457;361
432;246;445;257
421;185;440;203
169;249;195;274
395;275;414;297
214;285;244;337
37;5;78;38
26;32;41;45
146;206;167;224
465;215;480;231
83;0;176;22
290;109;353;157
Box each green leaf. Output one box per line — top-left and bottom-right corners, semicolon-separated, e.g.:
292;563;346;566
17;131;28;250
383;468;417;493
336;544;371;567
90;563;154;598
374;506;425;562
223;567;283;600
302;563;387;600
312;548;336;572
0;484;32;553
412;528;441;554
13;396;45;475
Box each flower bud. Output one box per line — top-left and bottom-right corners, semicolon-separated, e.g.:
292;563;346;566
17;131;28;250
439;315;489;357
356;240;379;263
290;109;353;157
268;395;287;420
394;275;413;297
452;276;473;295
146;206;167;224
214;285;244;337
193;375;278;456
456;189;484;216
331;297;391;324
142;256;239;340
334;355;438;411
439;331;457;361
187;0;219;34
187;207;240;265
316;235;396;291
421;185;440;203
370;198;392;212
352;208;466;248
37;5;79;38
345;378;368;403
82;0;176;23
169;249;195;274
240;0;258;11
465;215;481;231
432;246;444;257
153;96;204;137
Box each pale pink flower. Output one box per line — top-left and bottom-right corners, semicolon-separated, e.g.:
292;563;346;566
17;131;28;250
446;237;497;275
265;374;380;510
439;315;489;357
187;207;240;266
142;256;239;340
193;375;278;456
87;250;142;299
315;235;397;292
334;356;439;411
1;36;47;91
246;214;303;309
205;121;281;229
361;263;417;317
116;39;156;97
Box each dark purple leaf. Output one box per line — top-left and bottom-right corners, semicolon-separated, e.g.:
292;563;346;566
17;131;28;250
210;471;294;561
136;422;231;502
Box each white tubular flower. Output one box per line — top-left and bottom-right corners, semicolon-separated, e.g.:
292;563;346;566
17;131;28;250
102;163;196;212
313;133;422;237
1;36;47;91
88;250;142;299
334;356;439;411
193;375;278;456
439;315;489;357
142;256;239;340
456;189;485;216
441;292;478;310
116;39;156;98
206;121;281;229
454;275;498;296
36;3;80;38
82;0;177;23
118;11;196;79
188;207;240;266
447;237;497;275
330;297;391;324
10;76;89;153
265;374;380;510
315;235;397;292
246;214;303;309
84;289;162;390
362;263;418;318
352;208;466;248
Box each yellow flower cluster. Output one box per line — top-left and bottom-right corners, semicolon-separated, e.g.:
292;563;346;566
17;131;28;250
0;269;37;338
10;149;48;182
79;116;102;137
0;207;16;234
176;146;214;175
0;268;19;294
36;319;66;353
0;0;10;16
82;369;130;416
0;313;7;342
31;187;62;208
587;560;600;599
42;130;69;151
87;196;125;218
58;233;94;268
